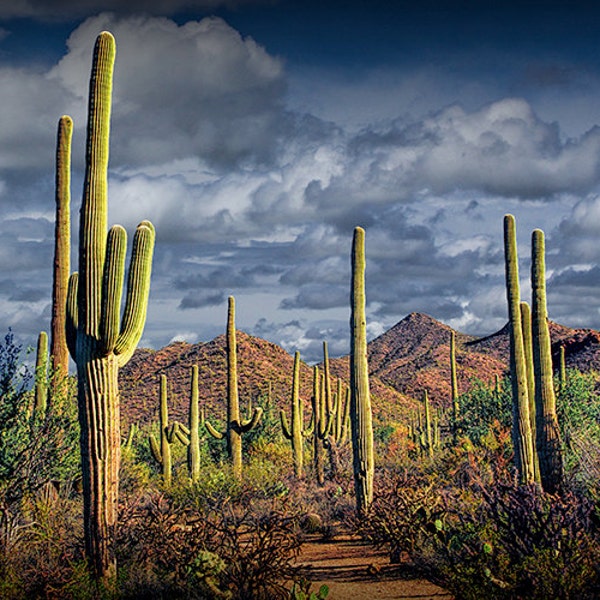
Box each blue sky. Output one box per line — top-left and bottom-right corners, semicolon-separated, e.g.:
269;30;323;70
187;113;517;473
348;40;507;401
1;0;600;362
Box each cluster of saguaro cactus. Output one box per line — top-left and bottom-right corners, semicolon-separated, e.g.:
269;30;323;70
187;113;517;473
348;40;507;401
350;226;374;514
280;351;313;478
408;392;441;456
503;215;563;492
310;364;329;485
205;296;262;480
64;32;155;583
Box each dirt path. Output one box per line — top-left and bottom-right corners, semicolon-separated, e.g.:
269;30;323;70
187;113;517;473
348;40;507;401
295;536;453;600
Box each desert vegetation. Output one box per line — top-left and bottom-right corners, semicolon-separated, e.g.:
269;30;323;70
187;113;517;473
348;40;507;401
1;29;600;600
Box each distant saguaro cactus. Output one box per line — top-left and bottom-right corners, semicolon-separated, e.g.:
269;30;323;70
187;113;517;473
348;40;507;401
65;32;155;583
205;296;262;480
350;226;374;514
149;375;175;486
450;330;459;440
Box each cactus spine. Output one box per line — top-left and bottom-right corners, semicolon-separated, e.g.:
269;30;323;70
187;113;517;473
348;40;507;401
65;32;155;583
503;214;535;485
350;226;374;514
280;351;310;478
205;296;262;480
149;375;174;486
531;229;563;493
50;115;72;391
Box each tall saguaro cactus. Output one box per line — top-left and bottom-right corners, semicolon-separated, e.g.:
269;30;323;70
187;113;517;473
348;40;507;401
65;32;155;583
205;296;262;480
350;226;374;514
531;229;563;493
51;115;72;391
503;215;535;485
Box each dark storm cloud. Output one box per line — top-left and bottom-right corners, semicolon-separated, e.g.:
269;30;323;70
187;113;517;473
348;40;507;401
178;289;224;309
0;1;265;20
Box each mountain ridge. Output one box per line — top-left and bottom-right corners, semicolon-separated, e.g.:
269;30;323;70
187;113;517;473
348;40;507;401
119;312;600;429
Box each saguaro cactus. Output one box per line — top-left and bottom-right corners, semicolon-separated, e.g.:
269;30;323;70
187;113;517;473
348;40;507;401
65;32;155;583
280;351;312;478
311;365;327;485
34;331;48;417
503;214;535;485
424;389;433;458
173;365;203;482
531;229;563;493
50;115;72;390
149;375;174;486
350;226;374;514
205;296;262;480
450;330;459;440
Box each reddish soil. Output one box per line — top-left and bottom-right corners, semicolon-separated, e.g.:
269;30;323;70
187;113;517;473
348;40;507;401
295;536;453;600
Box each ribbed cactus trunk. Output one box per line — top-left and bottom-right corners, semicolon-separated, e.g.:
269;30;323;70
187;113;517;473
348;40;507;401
65;32;155;584
280;351;304;478
503;215;535;485
226;296;243;479
50;115;72;393
450;330;459;441
311;365;326;485
531;229;563;493
188;364;201;483
350;226;374;514
34;331;48;417
424;389;433;458
520;301;541;483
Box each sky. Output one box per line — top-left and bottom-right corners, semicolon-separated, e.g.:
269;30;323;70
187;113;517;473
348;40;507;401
1;0;600;363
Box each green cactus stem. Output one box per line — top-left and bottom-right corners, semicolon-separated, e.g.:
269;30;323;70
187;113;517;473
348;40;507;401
34;331;48;418
205;296;262;480
64;32;155;583
280;351;312;478
503;214;535;485
350;226;374;514
531;229;563;493
520;301;541;484
450;330;459;441
311;366;325;485
333;378;350;444
149;375;174;486
559;345;567;394
51;115;72;392
424;390;433;458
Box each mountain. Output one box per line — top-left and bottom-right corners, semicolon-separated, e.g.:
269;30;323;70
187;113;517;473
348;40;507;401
118;312;600;429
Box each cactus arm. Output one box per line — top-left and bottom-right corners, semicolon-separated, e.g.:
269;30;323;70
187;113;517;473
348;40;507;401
205;419;225;440
303;410;315;437
149;433;162;464
166;422;179;444
175;427;190;446
280;409;293;440
178;422;191;437
66;272;79;359
240;406;263;433
114;222;155;365
100;225;126;354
